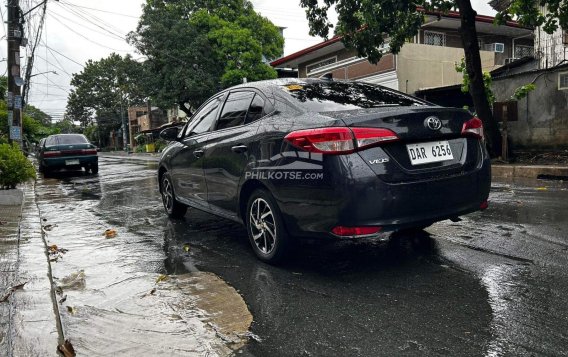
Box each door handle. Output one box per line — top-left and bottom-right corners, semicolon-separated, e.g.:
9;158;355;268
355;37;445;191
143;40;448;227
231;145;248;154
193;149;204;158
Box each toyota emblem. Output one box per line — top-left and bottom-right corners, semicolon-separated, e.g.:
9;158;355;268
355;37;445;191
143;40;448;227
425;116;442;131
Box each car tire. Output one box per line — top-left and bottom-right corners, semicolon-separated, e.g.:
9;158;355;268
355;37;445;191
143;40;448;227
160;171;187;219
246;189;293;264
91;163;99;174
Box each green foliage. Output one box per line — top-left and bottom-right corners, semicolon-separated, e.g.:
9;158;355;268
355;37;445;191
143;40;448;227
496;1;568;35
0;142;36;189
67;53;146;127
154;138;168;152
83;124;99;143
511;83;536;100
128;0;283;110
455;58;495;107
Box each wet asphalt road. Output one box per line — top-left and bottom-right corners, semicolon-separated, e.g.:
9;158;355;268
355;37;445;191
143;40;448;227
36;157;568;356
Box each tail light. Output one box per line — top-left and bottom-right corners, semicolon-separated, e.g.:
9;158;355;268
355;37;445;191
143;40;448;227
284;127;399;154
331;226;382;237
480;200;489;210
43;151;61;157
81;149;97;155
462;117;484;140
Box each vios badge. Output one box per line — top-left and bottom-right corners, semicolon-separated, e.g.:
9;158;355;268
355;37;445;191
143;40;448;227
425;116;442;131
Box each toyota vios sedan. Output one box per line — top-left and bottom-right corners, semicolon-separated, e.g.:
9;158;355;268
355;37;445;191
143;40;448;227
38;134;99;174
158;79;490;263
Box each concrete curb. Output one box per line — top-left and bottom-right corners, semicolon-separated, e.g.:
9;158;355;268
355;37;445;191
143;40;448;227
492;164;568;179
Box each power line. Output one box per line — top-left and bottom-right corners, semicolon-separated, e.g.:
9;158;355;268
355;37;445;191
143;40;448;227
34;53;72;77
49;9;125;41
57;1;140;19
47;13;132;52
57;0;130;40
53;2;128;41
39;41;84;67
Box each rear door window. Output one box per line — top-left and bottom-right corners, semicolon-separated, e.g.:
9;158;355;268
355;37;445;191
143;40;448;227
246;94;266;124
216;91;255;130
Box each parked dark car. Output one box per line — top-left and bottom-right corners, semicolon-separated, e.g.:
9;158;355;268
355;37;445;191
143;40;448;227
158;79;490;263
37;134;98;174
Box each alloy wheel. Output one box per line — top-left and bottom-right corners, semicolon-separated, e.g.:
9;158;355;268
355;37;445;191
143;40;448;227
162;176;173;213
249;197;277;255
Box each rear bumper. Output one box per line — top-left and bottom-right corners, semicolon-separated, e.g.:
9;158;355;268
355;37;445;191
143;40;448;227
42;155;98;169
271;150;490;238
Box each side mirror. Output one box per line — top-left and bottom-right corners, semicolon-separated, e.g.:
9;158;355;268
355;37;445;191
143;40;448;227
160;127;180;141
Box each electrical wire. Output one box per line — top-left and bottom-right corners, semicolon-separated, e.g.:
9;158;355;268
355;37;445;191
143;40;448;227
46;13;132;52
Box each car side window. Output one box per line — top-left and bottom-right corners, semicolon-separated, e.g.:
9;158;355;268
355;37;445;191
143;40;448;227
185;97;222;137
246;94;266;124
216;91;255;131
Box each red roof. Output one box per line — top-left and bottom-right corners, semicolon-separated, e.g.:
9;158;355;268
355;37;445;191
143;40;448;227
270;10;525;68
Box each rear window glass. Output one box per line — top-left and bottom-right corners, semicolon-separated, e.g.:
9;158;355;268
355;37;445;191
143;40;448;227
45;135;88;145
280;81;426;112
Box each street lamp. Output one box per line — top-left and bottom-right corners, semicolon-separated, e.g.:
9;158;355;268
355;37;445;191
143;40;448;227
29;70;58;79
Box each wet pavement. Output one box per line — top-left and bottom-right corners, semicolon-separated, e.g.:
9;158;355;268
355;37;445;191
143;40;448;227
18;157;568;355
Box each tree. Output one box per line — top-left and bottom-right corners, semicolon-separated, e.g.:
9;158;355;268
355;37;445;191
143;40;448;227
66;53;147;145
128;0;283;115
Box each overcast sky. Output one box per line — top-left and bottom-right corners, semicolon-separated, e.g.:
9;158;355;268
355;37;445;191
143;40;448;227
0;0;496;121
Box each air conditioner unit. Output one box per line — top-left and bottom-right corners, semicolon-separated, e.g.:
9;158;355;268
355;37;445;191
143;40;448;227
484;43;505;53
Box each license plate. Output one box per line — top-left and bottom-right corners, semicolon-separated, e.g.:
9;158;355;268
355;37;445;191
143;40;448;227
65;159;80;166
406;141;454;165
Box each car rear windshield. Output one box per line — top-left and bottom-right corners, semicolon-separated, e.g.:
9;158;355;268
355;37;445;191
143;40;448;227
280;81;426;112
45;135;88;145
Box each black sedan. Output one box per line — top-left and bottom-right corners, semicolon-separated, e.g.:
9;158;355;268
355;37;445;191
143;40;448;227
158;79;490;263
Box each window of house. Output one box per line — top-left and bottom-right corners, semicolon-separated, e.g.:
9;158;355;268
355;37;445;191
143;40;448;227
216;91;255;130
306;56;337;74
424;31;446;47
514;45;534;58
559;72;568;90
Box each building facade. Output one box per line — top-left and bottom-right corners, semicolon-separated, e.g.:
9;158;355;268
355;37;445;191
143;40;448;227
271;11;533;96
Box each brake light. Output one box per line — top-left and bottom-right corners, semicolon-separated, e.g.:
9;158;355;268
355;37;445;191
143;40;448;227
284;127;354;154
480;200;489;210
284;127;399;154
462;117;484;140
43;151;61;157
331;226;382;237
351;128;399;149
82;149;97;155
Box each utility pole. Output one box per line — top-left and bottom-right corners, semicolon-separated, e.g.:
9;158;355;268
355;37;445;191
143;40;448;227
7;0;24;147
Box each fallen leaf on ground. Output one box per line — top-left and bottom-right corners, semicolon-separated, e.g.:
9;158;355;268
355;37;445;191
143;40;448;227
103;229;117;238
0;221;6;226
59;295;67;304
155;274;169;284
57;340;76;357
67;306;77;315
536;187;548;191
183;244;190;252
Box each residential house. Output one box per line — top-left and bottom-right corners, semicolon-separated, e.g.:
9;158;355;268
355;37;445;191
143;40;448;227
127;106;167;148
270;11;533;95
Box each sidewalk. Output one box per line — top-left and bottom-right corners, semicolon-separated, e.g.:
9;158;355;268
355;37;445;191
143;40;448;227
0;184;61;356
